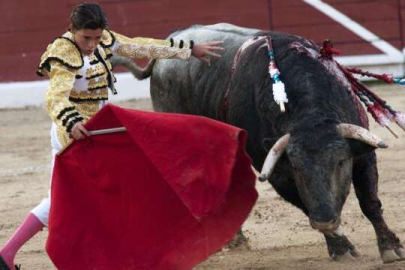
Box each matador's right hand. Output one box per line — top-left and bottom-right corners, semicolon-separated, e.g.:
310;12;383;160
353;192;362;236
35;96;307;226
71;122;90;140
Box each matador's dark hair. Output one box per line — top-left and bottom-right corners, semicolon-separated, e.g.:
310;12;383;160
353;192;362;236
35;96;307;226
70;3;108;30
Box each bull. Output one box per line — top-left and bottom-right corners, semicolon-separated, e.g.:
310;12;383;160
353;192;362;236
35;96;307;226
112;23;405;263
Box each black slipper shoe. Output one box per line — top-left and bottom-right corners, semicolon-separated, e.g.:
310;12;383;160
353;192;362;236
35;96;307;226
0;256;11;270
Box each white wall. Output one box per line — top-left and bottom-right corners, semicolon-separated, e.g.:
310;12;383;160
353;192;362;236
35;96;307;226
0;72;149;109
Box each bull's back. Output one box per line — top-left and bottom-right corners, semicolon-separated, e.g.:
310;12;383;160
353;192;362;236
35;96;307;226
150;24;260;118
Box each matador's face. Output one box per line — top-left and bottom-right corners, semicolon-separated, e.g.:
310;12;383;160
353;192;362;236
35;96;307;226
72;28;104;56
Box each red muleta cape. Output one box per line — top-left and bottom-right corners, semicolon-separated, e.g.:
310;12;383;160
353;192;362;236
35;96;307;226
46;104;257;270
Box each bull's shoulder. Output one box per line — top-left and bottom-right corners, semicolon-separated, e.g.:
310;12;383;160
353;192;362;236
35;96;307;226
169;23;261;47
204;23;261;35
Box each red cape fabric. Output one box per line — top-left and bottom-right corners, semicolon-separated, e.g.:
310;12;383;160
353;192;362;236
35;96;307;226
46;104;257;270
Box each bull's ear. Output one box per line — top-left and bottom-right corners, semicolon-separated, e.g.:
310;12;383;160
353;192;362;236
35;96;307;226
347;139;376;157
262;137;278;152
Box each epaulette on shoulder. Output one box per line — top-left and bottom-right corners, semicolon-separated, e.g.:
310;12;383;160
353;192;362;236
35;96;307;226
37;37;83;76
100;29;116;48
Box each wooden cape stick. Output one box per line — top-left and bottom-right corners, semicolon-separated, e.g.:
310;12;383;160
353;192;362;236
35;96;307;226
56;127;127;156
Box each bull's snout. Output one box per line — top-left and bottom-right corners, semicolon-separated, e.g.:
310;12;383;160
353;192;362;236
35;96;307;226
310;218;340;233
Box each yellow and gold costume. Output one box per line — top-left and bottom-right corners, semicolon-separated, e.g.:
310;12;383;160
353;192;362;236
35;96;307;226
37;30;192;147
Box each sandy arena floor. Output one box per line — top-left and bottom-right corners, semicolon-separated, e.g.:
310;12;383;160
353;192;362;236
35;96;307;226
0;85;404;269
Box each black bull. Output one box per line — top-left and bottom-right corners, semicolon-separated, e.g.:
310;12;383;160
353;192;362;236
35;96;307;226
112;23;404;263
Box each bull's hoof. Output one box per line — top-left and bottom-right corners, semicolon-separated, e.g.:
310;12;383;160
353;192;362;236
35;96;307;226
325;233;359;260
330;250;360;262
331;250;359;261
381;248;405;264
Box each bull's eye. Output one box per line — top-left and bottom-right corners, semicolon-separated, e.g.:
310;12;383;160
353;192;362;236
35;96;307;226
338;159;345;168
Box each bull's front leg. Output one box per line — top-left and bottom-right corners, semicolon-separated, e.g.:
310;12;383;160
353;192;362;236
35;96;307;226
352;152;405;263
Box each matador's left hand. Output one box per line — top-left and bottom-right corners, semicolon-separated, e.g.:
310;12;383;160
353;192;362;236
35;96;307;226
192;41;224;66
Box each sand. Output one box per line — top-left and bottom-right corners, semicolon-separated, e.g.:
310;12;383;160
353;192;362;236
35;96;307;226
0;86;404;269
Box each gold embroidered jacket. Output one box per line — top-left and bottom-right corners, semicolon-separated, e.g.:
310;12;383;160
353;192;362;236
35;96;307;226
37;30;192;147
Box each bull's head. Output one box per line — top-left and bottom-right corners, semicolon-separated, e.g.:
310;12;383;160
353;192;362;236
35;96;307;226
259;123;387;234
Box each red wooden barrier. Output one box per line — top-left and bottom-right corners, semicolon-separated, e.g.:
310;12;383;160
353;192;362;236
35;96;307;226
1;0;404;82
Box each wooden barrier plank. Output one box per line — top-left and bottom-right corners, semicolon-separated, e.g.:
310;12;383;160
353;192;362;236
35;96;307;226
1;0;403;82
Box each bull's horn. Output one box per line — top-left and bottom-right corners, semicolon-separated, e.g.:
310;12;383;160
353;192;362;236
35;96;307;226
259;134;290;182
337;123;388;148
